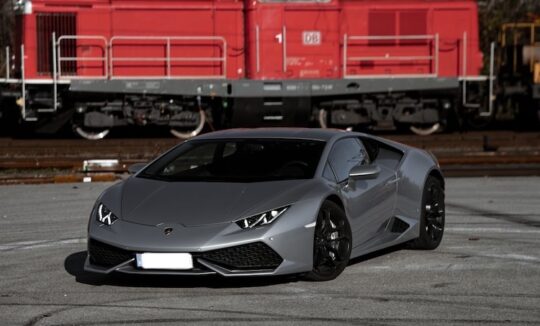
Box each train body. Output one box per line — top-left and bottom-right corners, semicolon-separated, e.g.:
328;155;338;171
0;0;534;139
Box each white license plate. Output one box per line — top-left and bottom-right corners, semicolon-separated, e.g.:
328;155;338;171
136;253;193;270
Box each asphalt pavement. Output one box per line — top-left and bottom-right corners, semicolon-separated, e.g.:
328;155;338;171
0;177;539;325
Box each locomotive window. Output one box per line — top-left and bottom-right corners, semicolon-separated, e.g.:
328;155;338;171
368;11;396;45
399;11;427;36
399;11;427;45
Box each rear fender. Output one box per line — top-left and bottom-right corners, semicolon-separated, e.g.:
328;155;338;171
395;149;440;236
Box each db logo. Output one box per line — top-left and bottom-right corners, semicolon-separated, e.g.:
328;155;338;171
303;31;321;46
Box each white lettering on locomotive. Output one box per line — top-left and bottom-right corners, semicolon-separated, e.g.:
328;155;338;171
303;31;321;46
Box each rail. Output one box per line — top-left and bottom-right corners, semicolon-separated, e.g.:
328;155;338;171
255;26;260;73
56;35;109;79
484;42;496;117
3;46;9;80
109;36;227;79
3;132;540;184
0;46;19;83
52;35;227;80
343;34;439;79
460;30;496;116
461;31;482;109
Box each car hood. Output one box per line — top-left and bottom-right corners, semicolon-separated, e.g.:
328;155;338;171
116;176;318;227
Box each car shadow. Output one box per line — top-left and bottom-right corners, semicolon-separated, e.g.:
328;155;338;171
347;244;405;267
64;251;301;288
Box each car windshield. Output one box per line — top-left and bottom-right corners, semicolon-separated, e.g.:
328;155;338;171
138;139;326;182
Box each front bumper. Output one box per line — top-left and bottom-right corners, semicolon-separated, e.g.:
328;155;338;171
85;238;286;276
85;200;318;276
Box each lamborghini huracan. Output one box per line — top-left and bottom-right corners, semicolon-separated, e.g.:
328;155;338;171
85;128;445;281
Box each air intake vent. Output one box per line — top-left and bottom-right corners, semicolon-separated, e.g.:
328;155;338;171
390;216;410;233
88;239;133;267
200;242;283;270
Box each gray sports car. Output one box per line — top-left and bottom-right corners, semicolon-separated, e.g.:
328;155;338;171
85;128;445;281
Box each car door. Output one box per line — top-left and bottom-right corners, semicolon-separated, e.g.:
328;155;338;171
327;138;397;248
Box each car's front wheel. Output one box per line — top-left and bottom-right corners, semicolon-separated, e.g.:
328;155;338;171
305;201;352;281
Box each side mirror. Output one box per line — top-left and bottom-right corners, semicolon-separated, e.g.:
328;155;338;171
349;164;380;180
127;162;147;174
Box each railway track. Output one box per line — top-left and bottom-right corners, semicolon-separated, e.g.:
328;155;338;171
1;131;539;184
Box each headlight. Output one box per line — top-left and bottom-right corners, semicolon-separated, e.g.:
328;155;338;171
96;203;118;226
235;206;289;229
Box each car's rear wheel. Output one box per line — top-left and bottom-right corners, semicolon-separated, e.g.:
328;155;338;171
408;176;445;250
305;201;352;281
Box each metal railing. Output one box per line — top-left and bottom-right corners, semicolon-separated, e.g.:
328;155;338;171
3;46;10;80
109;36;227;79
56;35;109;79
53;35;227;80
485;42;496;117
255;26;260;73
282;26;287;72
460;31;496;116
343;34;439;79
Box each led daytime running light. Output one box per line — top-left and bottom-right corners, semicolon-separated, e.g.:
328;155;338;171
97;203;118;226
236;206;289;229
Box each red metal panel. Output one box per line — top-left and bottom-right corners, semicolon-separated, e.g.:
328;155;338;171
340;0;483;78
17;0;483;81
107;1;242;79
368;11;396;42
256;7;284;79
246;0;340;80
284;8;339;79
400;11;427;37
22;0;243;80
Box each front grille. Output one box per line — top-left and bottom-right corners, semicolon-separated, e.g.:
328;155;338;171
88;239;133;268
200;242;283;270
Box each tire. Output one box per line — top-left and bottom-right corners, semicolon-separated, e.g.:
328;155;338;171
408;176;445;250
304;201;352;281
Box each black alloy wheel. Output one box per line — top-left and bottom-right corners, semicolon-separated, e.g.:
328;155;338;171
305;201;352;281
408;176;445;250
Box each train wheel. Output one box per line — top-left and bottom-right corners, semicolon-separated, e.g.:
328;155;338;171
410;123;441;136
169;109;206;139
318;108;329;129
73;125;110;140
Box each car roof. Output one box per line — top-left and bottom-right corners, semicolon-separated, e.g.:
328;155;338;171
192;128;348;141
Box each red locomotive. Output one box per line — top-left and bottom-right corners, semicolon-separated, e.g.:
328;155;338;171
0;0;497;138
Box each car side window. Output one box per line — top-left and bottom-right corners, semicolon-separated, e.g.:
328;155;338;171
327;138;368;182
322;162;337;182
